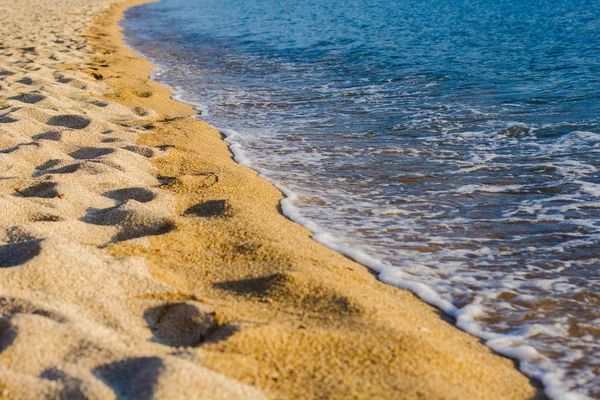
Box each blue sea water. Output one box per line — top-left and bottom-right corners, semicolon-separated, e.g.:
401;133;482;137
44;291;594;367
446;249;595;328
122;0;600;398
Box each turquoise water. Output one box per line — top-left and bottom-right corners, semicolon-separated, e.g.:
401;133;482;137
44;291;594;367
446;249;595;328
123;1;600;398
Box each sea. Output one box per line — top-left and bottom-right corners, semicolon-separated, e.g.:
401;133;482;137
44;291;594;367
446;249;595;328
121;0;600;398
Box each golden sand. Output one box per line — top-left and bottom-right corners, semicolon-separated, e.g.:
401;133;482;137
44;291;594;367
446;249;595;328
0;0;545;398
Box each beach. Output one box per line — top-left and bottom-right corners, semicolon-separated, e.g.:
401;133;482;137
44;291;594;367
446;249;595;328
0;0;545;398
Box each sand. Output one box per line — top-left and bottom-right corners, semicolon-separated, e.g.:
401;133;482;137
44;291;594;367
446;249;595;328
0;0;545;398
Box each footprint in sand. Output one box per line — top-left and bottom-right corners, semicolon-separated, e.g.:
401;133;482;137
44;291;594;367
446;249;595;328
123;145;160;159
104;187;157;204
93;357;163;399
46;114;90;130
184;200;228;218
8;92;46;104
0;112;18;124
68;147;115;160
39;368;87;399
16;77;33;85
143;302;240;347
0;239;43;268
82;202;176;242
90;100;109;108
32;131;62;141
17;181;60;198
143;302;219;347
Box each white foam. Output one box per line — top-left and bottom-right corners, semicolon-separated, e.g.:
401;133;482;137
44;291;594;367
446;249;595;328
220;125;594;400
455;184;523;194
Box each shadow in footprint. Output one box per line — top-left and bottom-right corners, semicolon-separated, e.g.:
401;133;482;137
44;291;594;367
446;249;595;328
82;205;176;242
113;221;175;242
16;77;33;85
104;188;156;204
32;131;61;141
213;274;286;297
0;296;67;357
8;93;45;104
46;115;90;130
69;147;114;160
43;163;92;175
81;206;129;226
90;100;109;108
0;319;17;353
35;159;63;171
40;368;86;399
93;357;163;400
0;297;67;323
0;142;38;154
184;200;227;218
0;111;17;124
17;181;59;198
0;239;43;267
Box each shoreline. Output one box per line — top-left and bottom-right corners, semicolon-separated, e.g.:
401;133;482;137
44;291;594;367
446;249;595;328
0;0;544;398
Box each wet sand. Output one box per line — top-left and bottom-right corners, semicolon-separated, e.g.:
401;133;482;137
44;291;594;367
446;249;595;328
0;0;544;398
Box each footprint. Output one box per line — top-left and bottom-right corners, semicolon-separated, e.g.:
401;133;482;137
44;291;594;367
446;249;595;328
0;297;66;323
114;218;175;242
69;147;115;160
90;100;109;108
0;319;16;353
0;111;17;124
131;106;149;117
104;187;156;203
40;369;86;399
133;91;152;98
184;200;227;218
32;131;62;141
124;145;157;158
83;203;176;242
67;79;88;90
17;181;60;198
213;274;286;297
0;239;42;268
93;357;163;399
46;115;91;130
214;273;361;317
35;159;63;171
143;303;219;347
16;77;33;85
8;92;46;104
0;143;39;154
30;214;62;222
52;72;70;84
43;163;85;174
39;162;112;176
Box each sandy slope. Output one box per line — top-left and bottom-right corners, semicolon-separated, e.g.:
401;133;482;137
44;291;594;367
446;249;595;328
0;0;544;398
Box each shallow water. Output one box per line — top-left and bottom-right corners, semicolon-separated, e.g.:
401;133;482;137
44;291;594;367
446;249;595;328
122;0;600;398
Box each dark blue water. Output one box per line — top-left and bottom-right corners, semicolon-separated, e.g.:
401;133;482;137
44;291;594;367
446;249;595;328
122;1;600;398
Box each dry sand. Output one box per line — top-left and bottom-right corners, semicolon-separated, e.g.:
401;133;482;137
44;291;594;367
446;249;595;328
0;0;545;398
